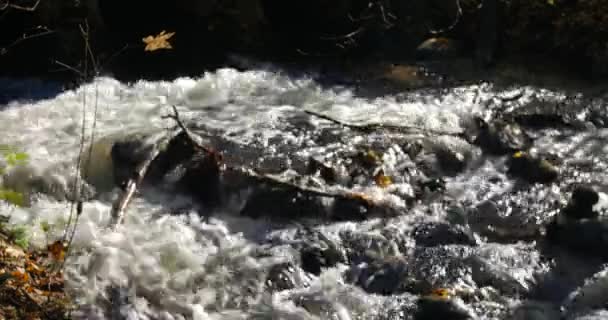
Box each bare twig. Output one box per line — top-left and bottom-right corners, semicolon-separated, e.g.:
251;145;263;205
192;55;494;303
0;0;40;11
304;109;464;136
0;27;54;56
162;105;215;154
53;60;85;76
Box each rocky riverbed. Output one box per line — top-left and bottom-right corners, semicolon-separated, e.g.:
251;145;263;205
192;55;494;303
1;59;608;319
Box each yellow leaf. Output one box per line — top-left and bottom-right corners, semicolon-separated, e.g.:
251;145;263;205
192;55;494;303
429;288;453;300
513;151;525;158
142;30;175;52
374;171;392;188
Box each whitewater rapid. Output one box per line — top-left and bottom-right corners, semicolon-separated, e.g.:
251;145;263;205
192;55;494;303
0;67;606;319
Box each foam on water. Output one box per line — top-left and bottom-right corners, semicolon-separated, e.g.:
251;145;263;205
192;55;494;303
1;68;605;319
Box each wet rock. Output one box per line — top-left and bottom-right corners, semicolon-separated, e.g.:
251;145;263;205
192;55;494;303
468;256;528;297
507;152;558;184
416;37;462;60
545;186;608;257
408;246;475;291
472;119;532;155
265;262;309;291
176;151;222;209
563;267;608;317
240;187;326;220
446;205;469;226
561;186;600;220
545;217;608;259
507;301;561;320
435;148;468;176
469;200;545;242
414;294;475;320
307;157;340;184
422;135;476;177
330;195;371;221
300;245;343;276
412;222;477;247
80;129;163;191
346;256;409;295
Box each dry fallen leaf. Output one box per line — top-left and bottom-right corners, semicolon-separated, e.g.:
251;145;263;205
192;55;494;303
10;270;29;283
374;171;393;188
142;30;176;52
429;288;453;300
47;241;66;261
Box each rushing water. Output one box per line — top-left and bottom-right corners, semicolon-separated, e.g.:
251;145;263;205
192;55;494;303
1;65;608;319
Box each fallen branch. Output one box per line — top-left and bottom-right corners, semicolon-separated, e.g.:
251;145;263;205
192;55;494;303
109;138;168;227
110;106;216;227
0;0;40;11
162;105;216;154
303;109;464;136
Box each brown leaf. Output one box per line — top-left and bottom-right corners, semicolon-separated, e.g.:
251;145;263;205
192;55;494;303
47;241;66;261
142;30;176;52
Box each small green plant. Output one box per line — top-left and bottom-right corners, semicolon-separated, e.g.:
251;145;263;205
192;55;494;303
0;144;29;207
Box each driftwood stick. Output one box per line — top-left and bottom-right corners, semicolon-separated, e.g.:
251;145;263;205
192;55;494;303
304;109;463;136
162;105;215;154
109;138;167;227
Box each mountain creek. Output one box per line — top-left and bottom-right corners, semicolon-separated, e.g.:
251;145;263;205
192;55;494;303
1;57;608;320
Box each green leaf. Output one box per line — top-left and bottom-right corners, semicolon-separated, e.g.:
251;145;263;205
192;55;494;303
547;0;555;5
0;189;25;207
40;220;51;233
10;225;29;249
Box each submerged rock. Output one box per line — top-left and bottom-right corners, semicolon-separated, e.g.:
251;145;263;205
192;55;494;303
300;245;343;276
346;257;409;295
265;262;309;292
546;217;608;259
545;185;608;258
507;301;561;320
561;185;601;220
411;222;477;247
507;152;558;184
414;292;475;320
472;119;532;155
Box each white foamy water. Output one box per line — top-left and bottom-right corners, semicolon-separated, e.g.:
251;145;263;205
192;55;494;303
1;68;607;319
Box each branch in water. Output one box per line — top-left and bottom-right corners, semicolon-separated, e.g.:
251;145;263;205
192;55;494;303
303;109;464;136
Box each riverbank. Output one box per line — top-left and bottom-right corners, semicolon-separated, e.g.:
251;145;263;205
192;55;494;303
1;0;607;82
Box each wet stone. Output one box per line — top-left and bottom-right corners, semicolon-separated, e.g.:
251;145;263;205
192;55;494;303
472;119;532;155
265;262;308;292
414;295;475;320
561;185;600;220
345;257;409;295
468;256;528;297
545;216;608;259
330;196;371;221
507;301;561;320
240;187;326;220
411;222;477;247
300;245;343;276
507;152;558;184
